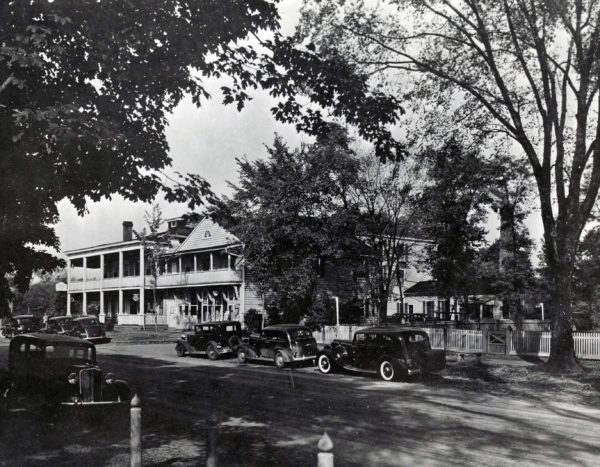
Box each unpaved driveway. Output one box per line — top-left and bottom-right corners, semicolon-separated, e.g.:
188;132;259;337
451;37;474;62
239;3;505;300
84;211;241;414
1;342;599;466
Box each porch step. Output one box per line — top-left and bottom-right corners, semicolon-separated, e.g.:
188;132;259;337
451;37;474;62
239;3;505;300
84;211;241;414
113;324;169;333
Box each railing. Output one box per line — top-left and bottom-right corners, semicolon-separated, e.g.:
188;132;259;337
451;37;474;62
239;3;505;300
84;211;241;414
144;314;167;326
446;329;483;352
117;314;144;326
509;331;600;360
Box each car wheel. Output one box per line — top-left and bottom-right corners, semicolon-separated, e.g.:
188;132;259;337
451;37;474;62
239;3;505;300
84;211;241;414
379;360;396;381
317;354;334;374
175;344;186;357
0;329;6;339
274;351;286;369
237;348;248;364
206;344;218;361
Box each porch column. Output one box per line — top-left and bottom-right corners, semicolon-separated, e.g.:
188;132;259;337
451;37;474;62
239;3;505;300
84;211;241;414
82;256;87;293
479;303;483;321
240;265;246;320
178;256;182;274
100;254;104;290
99;291;105;323
67;293;72;316
118;251;123;287
209;253;213;271
118;289;123;318
66;258;71;287
227;254;231;270
82;291;87;315
193;254;197;272
139;247;145;326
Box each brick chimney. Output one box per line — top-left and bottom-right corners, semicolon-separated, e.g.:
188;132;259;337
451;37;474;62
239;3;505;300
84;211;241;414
123;221;133;241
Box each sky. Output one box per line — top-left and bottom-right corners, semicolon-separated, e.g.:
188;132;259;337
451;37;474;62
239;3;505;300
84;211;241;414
54;0;544;255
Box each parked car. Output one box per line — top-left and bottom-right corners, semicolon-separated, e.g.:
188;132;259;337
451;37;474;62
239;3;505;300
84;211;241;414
72;316;110;344
0;314;42;338
175;321;242;359
44;316;78;337
236;324;318;368
316;327;446;381
0;333;131;412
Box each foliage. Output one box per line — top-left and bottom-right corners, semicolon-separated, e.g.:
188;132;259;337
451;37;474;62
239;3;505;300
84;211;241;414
0;1;402;317
299;0;600;370
243;308;264;333
212;125;361;322
419;140;493;309
349;152;421;323
11;272;66;317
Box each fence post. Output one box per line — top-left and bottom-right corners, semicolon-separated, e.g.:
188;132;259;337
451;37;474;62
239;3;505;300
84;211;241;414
130;394;142;467
505;327;512;356
206;405;219;467
443;326;448;351
317;432;334;467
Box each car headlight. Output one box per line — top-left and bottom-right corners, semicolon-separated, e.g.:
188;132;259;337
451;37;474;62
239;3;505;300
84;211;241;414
105;373;115;384
68;372;78;385
181;334;187;340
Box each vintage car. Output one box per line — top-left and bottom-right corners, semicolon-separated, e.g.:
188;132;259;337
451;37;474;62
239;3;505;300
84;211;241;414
0;314;42;338
72;316;110;344
175;321;242;359
44;316;78;337
0;333;131;412
236;324;318;368
316;327;446;381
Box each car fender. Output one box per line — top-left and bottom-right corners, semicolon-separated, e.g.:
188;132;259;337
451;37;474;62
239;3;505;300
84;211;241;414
275;347;294;363
206;340;222;352
176;338;196;353
237;343;259;358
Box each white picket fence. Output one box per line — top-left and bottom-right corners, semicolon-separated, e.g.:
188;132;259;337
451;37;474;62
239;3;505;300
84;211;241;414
510;331;600;359
314;326;600;360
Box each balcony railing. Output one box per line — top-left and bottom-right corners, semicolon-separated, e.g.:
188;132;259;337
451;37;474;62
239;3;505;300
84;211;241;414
153;269;241;288
69;269;241;291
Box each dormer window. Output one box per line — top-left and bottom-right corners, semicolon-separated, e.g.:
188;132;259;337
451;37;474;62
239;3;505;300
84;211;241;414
204;230;211;238
170;221;177;228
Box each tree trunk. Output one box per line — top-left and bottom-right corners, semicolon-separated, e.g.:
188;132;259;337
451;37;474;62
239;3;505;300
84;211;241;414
546;263;580;373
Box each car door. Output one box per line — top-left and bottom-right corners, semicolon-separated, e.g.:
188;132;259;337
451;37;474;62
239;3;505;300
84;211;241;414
352;333;370;369
257;330;272;358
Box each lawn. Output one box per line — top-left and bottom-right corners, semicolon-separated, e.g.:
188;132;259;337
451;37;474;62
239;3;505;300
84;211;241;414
426;354;600;406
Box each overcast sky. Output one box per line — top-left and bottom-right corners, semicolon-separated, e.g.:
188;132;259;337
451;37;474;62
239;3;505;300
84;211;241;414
55;0;544;255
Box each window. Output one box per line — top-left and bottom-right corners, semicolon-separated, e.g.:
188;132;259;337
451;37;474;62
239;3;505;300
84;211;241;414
170;221;177;228
404;303;414;315
424;301;435;317
204;230;211;238
408;333;426;343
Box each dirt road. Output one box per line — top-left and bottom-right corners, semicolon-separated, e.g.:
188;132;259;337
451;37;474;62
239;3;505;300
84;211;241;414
1;342;599;466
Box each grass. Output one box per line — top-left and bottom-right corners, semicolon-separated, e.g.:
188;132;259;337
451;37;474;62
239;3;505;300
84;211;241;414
424;354;600;406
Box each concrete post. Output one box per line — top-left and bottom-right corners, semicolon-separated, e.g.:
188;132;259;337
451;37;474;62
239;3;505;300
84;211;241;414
99;291;105;324
82;292;87;315
130;394;142;467
206;406;219;467
67;293;71;316
505;326;512;356
317;432;334;467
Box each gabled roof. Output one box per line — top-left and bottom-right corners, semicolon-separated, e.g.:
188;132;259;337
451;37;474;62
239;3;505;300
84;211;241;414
176;217;240;253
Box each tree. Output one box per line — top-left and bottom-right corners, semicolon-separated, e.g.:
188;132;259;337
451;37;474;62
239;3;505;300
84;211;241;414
299;0;600;371
419;140;492;317
135;204;171;331
349;153;421;323
212;127;361;323
0;1;403;315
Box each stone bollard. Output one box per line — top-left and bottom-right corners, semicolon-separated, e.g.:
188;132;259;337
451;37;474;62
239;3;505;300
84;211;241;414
130;394;142;467
317;432;334;467
206;406;219;467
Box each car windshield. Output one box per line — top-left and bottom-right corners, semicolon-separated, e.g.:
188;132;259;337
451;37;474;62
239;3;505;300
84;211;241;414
45;345;94;362
290;329;312;339
80;319;98;325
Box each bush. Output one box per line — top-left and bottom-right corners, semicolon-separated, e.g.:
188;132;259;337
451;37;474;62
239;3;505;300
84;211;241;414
244;308;264;333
